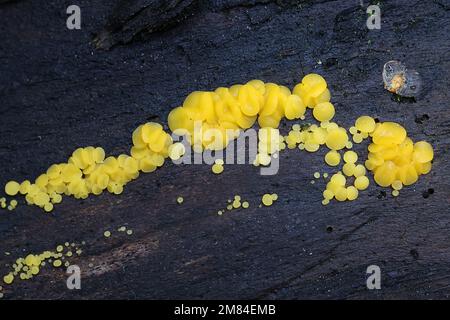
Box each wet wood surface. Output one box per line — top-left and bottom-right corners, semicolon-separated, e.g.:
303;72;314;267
0;0;449;299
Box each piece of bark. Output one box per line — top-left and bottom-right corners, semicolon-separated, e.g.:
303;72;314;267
94;0;198;50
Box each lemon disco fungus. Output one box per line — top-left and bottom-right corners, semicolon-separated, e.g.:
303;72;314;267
212;163;224;174
217;195;250;214
325;127;349;150
325;150;341;166
1;73;434;212
354;176;370;190
355;116;376;133
5;181;20;196
262;194;274;206
346;186;359;201
342;163;356;177
343;151;358;164
2;243;84;288
313;102;335;122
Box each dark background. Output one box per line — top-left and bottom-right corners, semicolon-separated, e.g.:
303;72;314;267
0;0;449;299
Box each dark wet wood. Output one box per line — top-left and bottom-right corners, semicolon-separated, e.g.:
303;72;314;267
0;0;449;299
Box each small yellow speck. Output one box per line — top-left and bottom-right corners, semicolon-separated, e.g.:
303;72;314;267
56;245;64;252
262;194;273;206
53;260;62;267
126;230;133;235
313;172;320;179
3;273;14;285
212;163;224;174
177;197;184;204
242;201;249;209
392;190;400;197
44;202;54;212
104;231;111;238
232;200;241;208
217;210;223;215
30;266;39;275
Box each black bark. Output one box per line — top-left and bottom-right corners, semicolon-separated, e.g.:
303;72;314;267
0;0;449;299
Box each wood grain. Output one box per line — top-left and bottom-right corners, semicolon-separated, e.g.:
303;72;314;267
0;0;449;299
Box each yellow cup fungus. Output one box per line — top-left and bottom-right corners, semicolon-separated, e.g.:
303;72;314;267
365;120;433;188
212;163;224;174
3;243;83;287
325;127;349;150
325;150;341;166
5;181;20;196
1;73;434;213
354;176;370;190
343;151;358;164
261;194;273;206
355;116;376;133
313;102;335;122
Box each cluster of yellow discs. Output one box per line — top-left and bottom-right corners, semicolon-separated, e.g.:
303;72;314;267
262;193;278;206
365;120;433;190
254;127;281;166
104;226;133;238
0;197;17;211
4;122;178;212
218;195;250;215
5;146;138;211
212;159;225;174
2;73;434;212
131;122;175;170
322;168;369;205
168;75;334;153
3;243;82;285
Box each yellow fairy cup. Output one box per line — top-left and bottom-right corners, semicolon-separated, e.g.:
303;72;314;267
1;74;435;211
365;120;433;189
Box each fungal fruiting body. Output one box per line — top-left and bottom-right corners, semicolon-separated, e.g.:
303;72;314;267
366;121;433;189
217;195;251;214
262;193;278;206
2;243;83;286
2;73;433;211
